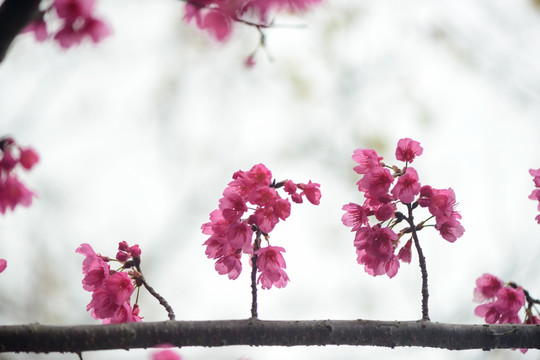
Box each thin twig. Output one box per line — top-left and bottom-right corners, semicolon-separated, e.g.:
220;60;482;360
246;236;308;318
250;230;262;318
136;262;176;321
406;203;430;321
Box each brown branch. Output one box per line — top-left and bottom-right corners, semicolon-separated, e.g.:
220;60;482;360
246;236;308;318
1;320;540;353
406;203;430;321
0;0;41;63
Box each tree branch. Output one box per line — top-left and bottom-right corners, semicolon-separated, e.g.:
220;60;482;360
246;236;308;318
0;0;41;63
1;319;540;353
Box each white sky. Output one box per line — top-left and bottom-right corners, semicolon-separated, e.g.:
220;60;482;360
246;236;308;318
0;0;540;359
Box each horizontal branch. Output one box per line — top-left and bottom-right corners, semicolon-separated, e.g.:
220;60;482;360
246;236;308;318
1;319;540;354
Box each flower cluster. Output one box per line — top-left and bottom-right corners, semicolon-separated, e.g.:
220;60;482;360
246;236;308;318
474;273;539;329
0;137;39;215
23;0;111;49
76;242;143;323
529;168;540;224
184;0;321;42
202;163;320;289
342;138;464;278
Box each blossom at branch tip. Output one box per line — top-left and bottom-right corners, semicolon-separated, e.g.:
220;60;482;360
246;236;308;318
352;149;383;175
395;138;423;163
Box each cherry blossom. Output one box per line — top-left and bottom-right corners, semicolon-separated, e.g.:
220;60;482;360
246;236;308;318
395;138;423;163
473;273;504;302
0;137;39;215
202;163;320;287
77;242;144;323
23;0;111;49
391;167;420;204
0;259;6;273
475;285;525;324
343;138;464;279
256;246;289;289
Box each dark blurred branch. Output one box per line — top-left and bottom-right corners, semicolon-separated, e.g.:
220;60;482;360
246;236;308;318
1;319;540;353
0;0;41;63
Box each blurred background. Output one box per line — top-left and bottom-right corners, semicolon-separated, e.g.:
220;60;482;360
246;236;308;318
1;0;540;359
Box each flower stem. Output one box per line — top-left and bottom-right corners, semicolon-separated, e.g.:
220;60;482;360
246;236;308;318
135;261;176;321
406;203;430;321
251;231;262;319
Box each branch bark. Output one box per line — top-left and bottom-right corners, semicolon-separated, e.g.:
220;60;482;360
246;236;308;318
1;319;540;354
0;0;41;63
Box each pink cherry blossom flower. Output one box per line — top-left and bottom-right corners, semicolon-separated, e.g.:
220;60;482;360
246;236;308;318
18;148;39;170
358;166;394;198
0;259;6;273
0;175;35;214
0;149;17;173
203;235;230;259
354;225;399;278
395;138;423;163
105;271;135;305
428;188;457;218
245;55;256;68
76;243;110;291
201;10;233;42
102;301;142;324
435;215;464;243
252;206;280;233
256;246;289;289
82;17;112;43
341;203;368;231
297;181;321;205
54;24;86;48
475;285;525;324
473;273;504;302
352;149;382;175
283;180;297;195
87;272;135;320
219;192;248;221
248;186;278;207
397;239;412;263
390;167;421;204
215;252;242;280
226;221;253;251
272;198;291;220
54;0;96;22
